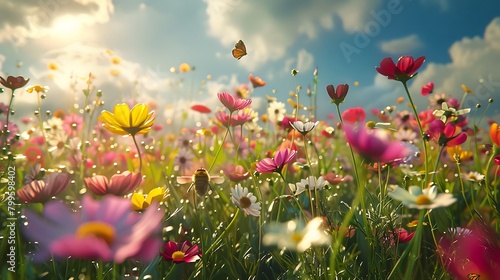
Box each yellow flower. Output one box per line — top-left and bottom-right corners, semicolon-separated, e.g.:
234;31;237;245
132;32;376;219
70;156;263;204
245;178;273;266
110;56;122;64
110;69;120;77
179;63;191;73
446;145;473;162
26;85;49;94
131;187;165;211
98;103;155;136
461;84;474;94
48;62;59;70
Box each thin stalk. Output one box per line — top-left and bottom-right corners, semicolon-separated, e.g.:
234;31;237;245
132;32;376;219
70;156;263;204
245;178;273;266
132;135;143;172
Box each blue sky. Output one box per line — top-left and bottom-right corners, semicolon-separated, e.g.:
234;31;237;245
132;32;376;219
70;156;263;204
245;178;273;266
1;0;499;128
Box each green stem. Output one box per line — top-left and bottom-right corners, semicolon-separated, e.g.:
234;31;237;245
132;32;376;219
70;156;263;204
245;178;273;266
208;127;230;173
204;208;241;255
132;135;143;172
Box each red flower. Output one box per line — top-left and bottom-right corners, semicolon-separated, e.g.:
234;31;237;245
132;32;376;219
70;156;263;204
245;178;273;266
326;84;349;105
84;171;143;196
342;107;366;124
421;81;434;96
248;74;266;88
256;148;297;174
0;75;30;90
426;120;467;147
376;56;425;82
191;104;211;113
160;241;201;263
221;164;250;182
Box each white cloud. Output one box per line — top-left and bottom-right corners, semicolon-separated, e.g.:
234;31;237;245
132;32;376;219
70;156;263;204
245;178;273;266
379;34;424;55
283;49;314;75
204;0;382;70
0;0;114;46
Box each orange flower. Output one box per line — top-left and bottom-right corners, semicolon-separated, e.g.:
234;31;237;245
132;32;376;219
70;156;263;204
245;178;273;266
179;63;191;73
490;122;500;148
248;74;266;88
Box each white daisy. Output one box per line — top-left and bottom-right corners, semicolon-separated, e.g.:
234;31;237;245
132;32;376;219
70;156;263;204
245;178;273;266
295;176;327;191
289;120;319;135
461;171;485;182
387;184;456;209
230;184;261;217
263;217;331;252
47;131;68;158
433;102;471;122
267;101;286;125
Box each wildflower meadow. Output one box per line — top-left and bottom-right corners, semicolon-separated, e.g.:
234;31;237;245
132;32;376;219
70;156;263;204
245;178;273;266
1;55;500;280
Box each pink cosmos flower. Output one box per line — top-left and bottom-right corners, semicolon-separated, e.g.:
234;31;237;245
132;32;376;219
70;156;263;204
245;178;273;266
421;81;434;96
326;84;349;105
84;171;143;196
63;113;84;137
22;195;163;263
217;92;252;113
256;148;297;174
17;172;72;203
426;119;467;147
160;240;201;263
376;56;425;82
215;110;253;127
343;124;412;163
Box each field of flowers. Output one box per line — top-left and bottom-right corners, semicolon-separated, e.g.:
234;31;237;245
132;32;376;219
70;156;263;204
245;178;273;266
1;55;499;279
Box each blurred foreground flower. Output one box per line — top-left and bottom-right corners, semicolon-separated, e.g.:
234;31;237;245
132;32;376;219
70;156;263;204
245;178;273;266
160;240;201;263
388;184;456;209
438;224;500;280
17;172;71;203
23;195;163;263
98;103;155;136
343;124;412;163
230;184;261;216
84;171;143;196
376;56;425;82
263;217;331;252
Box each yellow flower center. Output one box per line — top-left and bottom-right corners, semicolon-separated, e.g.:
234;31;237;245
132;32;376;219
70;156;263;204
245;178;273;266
239;196;252;208
291;233;303;244
76;221;116;246
415;194;432;205
172;251;185;260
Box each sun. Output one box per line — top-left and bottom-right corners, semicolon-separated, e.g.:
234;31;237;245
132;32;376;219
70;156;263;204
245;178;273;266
51;16;82;34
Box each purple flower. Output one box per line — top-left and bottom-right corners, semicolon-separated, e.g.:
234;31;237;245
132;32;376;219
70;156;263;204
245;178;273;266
343;124;412;163
22;195;163;263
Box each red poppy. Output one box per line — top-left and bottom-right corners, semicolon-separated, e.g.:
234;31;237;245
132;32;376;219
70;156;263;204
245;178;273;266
342;107;366;124
376;56;425;82
0;75;30;90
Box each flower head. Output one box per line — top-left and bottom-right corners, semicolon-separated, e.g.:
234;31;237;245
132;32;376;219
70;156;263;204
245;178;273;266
231;184;261;216
421;81;434;96
217;92;252;113
98;103;155;136
490;122;500;149
22;195;163;263
84;171;143;196
342;107;366;124
387;184;456;209
256;148;297;174
160;240;201;263
131;187;165;211
289;120;319;136
222;164;250;182
263;217;331;252
326;84;349;105
248;74;266;88
0;75;29;90
376;56;425;82
343;124;412;163
426;120;467;147
26;85;49;94
432;102;470;122
17;172;72;203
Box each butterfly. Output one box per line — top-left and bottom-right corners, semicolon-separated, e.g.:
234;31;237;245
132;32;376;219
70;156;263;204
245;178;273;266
232;40;247;60
468;273;480;280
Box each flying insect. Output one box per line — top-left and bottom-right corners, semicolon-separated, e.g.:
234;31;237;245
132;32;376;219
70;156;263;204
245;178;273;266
177;168;225;196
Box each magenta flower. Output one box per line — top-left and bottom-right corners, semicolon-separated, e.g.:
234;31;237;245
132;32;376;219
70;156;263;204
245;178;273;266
376;56;425;82
22;195;163;263
326;84;349;105
426;119;467;147
17;172;72;203
84;171;143;196
215;109;253;127
217;92;252;113
160;240;201;263
222;164;250;182
343;124;412;163
421;81;434;96
256;148;297;174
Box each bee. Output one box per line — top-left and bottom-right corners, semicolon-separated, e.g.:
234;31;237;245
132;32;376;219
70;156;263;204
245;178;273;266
177;168;225;196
